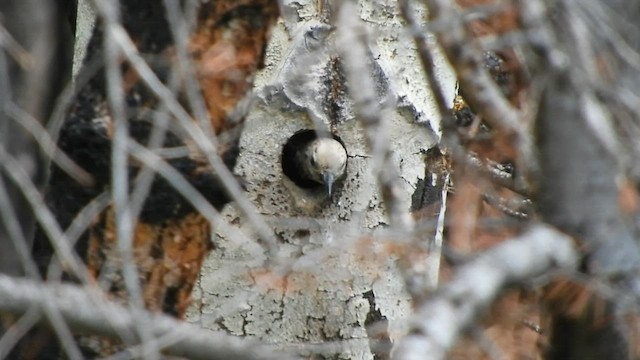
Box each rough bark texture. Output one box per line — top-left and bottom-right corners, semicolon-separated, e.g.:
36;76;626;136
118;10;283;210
0;273;296;360
184;1;455;359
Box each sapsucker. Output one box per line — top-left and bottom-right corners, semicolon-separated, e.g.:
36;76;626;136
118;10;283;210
282;130;348;195
299;137;347;195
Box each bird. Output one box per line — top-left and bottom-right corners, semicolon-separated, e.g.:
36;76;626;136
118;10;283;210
283;130;347;195
301;137;348;195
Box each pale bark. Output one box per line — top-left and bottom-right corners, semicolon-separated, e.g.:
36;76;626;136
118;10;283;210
0;274;294;360
185;1;455;359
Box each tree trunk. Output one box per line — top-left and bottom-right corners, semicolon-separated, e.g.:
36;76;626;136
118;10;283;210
185;1;455;359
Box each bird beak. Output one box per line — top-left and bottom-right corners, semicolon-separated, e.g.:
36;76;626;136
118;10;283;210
323;173;334;195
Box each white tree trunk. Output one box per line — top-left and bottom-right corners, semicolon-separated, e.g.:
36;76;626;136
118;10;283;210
186;1;456;358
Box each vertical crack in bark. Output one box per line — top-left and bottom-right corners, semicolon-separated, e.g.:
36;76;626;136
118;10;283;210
363;290;391;360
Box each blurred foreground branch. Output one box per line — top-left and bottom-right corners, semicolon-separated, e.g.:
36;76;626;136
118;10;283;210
393;224;578;360
0;274;296;360
0;0;70;277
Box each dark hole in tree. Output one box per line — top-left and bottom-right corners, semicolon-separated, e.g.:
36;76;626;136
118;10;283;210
281;129;347;191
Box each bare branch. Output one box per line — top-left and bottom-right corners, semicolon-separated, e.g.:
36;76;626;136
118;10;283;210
422;0;523;135
0;145;90;282
393;225;578;360
398;0;467;163
0;306;40;358
399;0;452;122
4;103;94;187
335;1;413;230
88;7;279;257
0;274;298;360
465;153;529;195
126;141;242;239
0;0;70;279
97;2;159;356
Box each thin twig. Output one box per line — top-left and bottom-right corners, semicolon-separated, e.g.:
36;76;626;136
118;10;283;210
0;306;41;358
162;0;216;138
4;102;94;187
424;0;539;186
422;0;523;135
398;0;474;186
464;154;529;195
88;13;278;258
95;1;159;356
127;141;253;245
482;192;530;220
399;0;452;123
0;23;32;69
46;192;110;281
126;106;172;240
0;146;88;281
393;225;578;360
334;1;413;230
0;161;83;359
0;274;299;360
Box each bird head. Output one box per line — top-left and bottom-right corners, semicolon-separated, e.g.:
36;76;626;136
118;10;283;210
307;138;347;195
